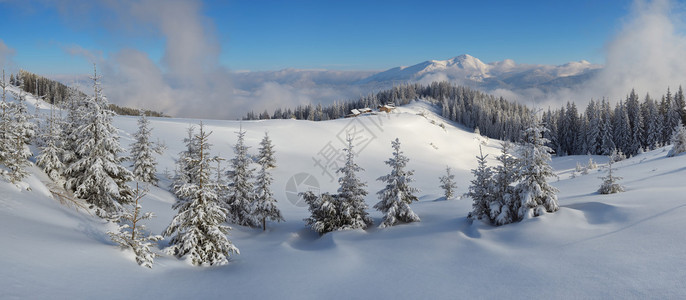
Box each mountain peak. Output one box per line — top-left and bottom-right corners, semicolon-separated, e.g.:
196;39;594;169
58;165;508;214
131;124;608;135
453;53;475;60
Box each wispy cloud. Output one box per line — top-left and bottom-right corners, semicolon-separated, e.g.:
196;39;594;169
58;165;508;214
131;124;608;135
47;0;231;118
504;0;686;109
64;45;103;65
0;39;16;69
49;0;373;119
48;0;686;118
589;0;686;99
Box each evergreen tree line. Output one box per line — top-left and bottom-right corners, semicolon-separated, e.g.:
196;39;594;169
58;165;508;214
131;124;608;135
10;69;167;117
246;81;686;157
242;82;532;142
542;87;686;157
11;70;71;105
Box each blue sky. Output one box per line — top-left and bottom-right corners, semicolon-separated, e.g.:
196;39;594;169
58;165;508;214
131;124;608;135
0;0;634;75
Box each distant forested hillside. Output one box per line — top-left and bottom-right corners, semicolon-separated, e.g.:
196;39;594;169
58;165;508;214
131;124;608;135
9;70;168;117
246;81;686;158
243;82;532;142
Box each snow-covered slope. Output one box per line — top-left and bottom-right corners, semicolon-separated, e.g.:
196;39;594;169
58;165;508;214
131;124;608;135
2;96;686;299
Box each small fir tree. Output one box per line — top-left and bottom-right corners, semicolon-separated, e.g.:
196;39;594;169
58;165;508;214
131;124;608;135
225;127;257;227
172;126;198;201
65;65;133;217
0;70;10;165
374;138;420;228
439;166;458;200
467;145;493;222
61;87;86;170
108;183;163;268
0;70;25;182
252;132;284;231
514;116;559;220
163;124;239;266
36;104;65;182
490;141;519;225
130;113;160;185
302;191;342;235
598;159;624;194
336;136;372;229
667;121;686;157
584;157;597;174
11;80;35;152
3;74;33;183
213;155;230;204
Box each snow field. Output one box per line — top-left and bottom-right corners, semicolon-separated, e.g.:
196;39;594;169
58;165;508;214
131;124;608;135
1;99;686;298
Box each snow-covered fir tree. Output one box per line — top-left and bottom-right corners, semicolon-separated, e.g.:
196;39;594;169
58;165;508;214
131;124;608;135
611;148;626;162
598;158;624;194
225;127;257;227
302;136;373;234
36;104;65;182
3;75;34;183
467;145;493;222
664;89;682;146
599;99;616;155
584;100;601;155
490;141;519;225
172;126;198;201
252;132;283;231
642;93;662;150
108;183;163;268
11;77;35;152
514;115;559;220
0;70;22;182
613;101;632;157
335;136;373;229
0;70;10;161
439;166;458;200
163;124;239;266
65;65;133;217
302;191;341;235
130;113;159;185
586;157;598;170
374;138;420;228
667;121;686;157
61;86;85;170
626;89;644;156
213;155;230;206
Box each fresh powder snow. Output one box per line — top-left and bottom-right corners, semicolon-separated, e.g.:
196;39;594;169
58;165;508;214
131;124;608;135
1;95;686;299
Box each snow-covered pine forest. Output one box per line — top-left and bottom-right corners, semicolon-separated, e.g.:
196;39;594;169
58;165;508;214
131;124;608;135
244;81;686;160
2;69;686;298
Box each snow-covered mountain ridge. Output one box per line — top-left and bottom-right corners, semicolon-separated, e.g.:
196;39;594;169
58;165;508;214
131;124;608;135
360;54;601;88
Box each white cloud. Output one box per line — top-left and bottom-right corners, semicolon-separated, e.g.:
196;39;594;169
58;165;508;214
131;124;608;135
51;0;686;119
0;39;16;69
64;45;103;65
589;0;686;100
486;0;686;110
